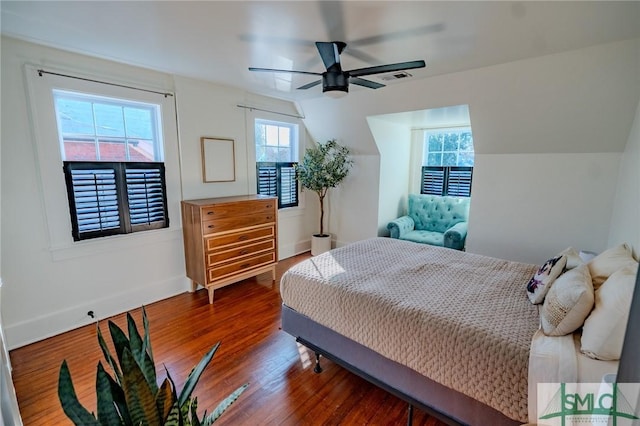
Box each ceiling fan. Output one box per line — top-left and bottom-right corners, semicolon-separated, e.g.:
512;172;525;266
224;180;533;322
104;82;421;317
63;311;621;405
249;41;426;98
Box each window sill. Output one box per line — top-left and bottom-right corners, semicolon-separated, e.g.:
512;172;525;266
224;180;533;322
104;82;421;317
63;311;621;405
278;205;306;219
49;227;183;262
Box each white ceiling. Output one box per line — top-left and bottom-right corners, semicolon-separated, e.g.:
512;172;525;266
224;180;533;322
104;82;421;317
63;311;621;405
2;1;639;101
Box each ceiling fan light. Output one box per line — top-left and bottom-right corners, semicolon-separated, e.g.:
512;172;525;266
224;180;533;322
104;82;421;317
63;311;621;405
322;72;348;98
324;89;348;99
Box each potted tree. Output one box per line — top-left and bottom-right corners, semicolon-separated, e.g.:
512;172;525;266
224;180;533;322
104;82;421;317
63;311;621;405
296;139;353;256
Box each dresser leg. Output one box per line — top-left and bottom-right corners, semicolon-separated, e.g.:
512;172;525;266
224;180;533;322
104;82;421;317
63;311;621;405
208;288;215;304
271;266;276;283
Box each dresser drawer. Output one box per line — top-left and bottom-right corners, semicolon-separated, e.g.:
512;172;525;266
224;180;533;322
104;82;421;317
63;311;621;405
207;239;274;266
201;199;275;220
208;252;275;282
202;213;275;234
206;226;274;250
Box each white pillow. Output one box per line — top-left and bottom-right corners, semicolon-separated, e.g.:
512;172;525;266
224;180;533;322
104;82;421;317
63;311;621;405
540;264;594;336
587;243;638;289
581;264;638;360
559;247;583;270
526;254;567;304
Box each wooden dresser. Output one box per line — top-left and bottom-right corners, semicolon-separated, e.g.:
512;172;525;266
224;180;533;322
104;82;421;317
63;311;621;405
181;195;278;303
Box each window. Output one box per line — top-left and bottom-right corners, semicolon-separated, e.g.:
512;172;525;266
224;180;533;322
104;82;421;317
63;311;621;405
54;90;162;162
421;127;474;197
255;119;299;208
54;91;168;240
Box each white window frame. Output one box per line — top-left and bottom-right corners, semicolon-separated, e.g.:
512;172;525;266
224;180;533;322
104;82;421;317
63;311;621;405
254;118;299;163
24;65;182;259
248;111;305;217
53;89;164;162
422;126;475;167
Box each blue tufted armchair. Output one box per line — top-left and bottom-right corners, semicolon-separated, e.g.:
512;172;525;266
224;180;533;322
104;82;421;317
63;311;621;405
387;194;470;250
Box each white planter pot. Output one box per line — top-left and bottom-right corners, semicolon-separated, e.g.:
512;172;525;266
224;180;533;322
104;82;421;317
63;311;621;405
311;234;331;256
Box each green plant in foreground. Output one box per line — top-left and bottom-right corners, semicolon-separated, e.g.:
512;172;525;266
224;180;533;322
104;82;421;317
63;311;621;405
58;307;247;426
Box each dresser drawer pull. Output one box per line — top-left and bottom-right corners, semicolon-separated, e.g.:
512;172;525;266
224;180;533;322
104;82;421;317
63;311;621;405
207;211;214;215
266;204;273;208
241;263;251;269
207;224;215;229
239;250;249;255
239;235;249;241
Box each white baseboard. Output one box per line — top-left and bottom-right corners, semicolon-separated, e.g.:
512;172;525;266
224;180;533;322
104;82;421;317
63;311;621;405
7;238;314;349
5;274;191;350
279;239;311;260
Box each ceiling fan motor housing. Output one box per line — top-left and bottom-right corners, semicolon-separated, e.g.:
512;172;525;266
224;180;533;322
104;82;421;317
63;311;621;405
322;72;349;94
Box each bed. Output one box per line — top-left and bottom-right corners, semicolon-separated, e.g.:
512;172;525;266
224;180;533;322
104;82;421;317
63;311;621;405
280;237;620;425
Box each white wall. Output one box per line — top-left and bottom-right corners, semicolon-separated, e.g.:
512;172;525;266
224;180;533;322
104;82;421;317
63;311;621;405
366;118;410;236
0;37;315;348
467;153;620;263
299;38;640;263
609;100;640;257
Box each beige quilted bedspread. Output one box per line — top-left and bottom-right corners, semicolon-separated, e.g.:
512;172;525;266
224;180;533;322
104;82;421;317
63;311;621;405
280;238;540;422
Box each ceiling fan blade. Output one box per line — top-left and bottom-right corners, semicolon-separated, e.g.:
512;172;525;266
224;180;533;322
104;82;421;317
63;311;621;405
351;23;445;46
238;34;314;49
318;1;346;42
347;60;426;78
297;80;322;90
341;47;383;66
248;67;322;76
316;41;346;70
350;77;385;90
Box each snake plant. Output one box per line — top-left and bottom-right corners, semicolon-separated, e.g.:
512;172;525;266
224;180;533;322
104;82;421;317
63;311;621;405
58;307;247;425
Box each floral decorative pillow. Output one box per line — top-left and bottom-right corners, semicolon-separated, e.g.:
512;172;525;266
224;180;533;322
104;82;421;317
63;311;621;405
526;254;567;304
540;264;594;336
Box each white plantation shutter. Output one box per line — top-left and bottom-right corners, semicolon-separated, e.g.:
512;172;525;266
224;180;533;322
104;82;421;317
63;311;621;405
278;164;298;208
64;162;168;241
421;167;446;195
421;166;473;197
64;164;123;239
256;162;298;208
125;164;168;230
257;163;277;197
447;167;473;197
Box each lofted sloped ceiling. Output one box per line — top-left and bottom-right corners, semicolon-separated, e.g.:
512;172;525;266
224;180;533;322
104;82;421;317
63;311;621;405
1;1;639;101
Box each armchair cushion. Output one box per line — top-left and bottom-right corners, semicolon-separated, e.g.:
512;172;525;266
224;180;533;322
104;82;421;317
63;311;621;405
387;194;470;250
444;221;468;251
387;215;415;239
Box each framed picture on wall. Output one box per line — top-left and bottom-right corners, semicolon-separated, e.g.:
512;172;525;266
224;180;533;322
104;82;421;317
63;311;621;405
201;137;235;182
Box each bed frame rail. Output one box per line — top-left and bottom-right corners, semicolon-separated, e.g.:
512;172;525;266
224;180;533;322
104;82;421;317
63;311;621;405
282;304;520;426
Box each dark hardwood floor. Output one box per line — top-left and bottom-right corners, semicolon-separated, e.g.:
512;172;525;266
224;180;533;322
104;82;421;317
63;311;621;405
10;253;447;425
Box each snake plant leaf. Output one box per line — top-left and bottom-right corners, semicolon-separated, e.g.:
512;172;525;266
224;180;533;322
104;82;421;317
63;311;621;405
162;402;182;426
202;383;248;425
96;361;128;426
155;378;174;423
109;320;132;369
178;342;221;407
163;365;179;402
179;399;190;424
127;311;158;394
121;348;161;426
142;306;154;364
97;323;122;385
58;360;101;426
188;397;203;426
